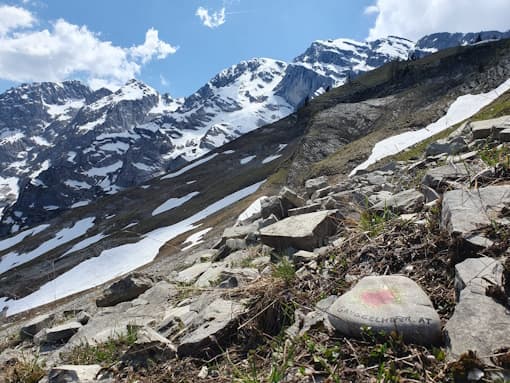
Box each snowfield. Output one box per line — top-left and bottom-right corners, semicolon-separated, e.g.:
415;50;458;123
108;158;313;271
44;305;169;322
0;180;266;316
0;217;95;275
152;191;200;216
350;79;510;175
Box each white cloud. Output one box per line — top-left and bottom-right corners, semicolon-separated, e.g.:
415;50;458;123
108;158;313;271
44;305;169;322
196;6;226;28
366;0;510;41
0;7;177;88
364;5;379;15
0;5;34;36
130;28;177;64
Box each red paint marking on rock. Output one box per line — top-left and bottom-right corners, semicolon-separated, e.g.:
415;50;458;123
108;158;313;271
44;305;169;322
361;290;395;306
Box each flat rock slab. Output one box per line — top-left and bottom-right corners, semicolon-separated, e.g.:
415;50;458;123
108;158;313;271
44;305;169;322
470;116;510;139
372;189;424;214
259;210;339;251
174;262;212;284
455;257;503;298
327;276;441;345
177;298;246;358
442;185;510;237
48;364;102;383
422;164;478;190
445;290;510;360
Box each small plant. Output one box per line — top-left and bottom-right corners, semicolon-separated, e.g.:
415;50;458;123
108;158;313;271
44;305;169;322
5;356;45;383
61;325;139;366
479;144;510;170
272;258;295;285
359;204;395;237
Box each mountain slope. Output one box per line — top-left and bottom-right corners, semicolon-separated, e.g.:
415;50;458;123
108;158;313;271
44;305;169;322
1;37;509;318
0;31;508;234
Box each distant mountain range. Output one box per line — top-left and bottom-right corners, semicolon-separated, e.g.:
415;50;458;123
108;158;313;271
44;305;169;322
0;30;509;234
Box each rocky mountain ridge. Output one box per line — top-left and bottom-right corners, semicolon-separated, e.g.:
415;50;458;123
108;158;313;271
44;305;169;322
1;30;509;235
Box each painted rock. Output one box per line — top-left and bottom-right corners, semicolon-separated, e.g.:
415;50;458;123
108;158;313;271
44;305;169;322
326;275;441;345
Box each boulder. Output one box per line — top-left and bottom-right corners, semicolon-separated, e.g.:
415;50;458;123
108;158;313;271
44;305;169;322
445;289;510;360
177;298;246;358
222;223;258;240
174;262;212;284
122;327;176;367
96;274;152;307
76;311;92;325
422;163;477;190
327;276;441;345
280;187;305;208
260;210;339;251
470;116;510;139
194;263;229;287
311;186;333;200
48;365;102;383
372;189;424;214
36;321;82;345
499;127;510;142
305;176;328;197
20;313;54;340
441;185;510;244
455;257;504;299
426;136;467;156
261;196;286;220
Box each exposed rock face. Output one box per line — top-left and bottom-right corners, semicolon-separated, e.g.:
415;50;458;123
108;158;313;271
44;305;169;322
96;274;152;307
260;210;339;251
177;298;247;358
445;289;510;360
35;321;82;345
454;257;504;299
470;115;510;139
327;276;441;345
441;185;510;247
19;313;54;340
48;365;102;383
121;327;176;367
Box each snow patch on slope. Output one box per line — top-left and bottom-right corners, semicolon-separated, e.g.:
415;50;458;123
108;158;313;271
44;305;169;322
350;79;510;175
0;180;266;316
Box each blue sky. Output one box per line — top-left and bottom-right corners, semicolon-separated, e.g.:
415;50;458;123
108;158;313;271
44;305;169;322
0;0;509;97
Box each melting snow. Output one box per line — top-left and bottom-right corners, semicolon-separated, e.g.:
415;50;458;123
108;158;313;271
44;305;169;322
152;191;200;216
0;224;49;252
0;217;95;275
71;201;91;208
350;79;510;175
262;154;282;164
32;136;51;147
0;180;265;316
62;232;107;257
182;227;212;251
161;153;218;180
64;180;91;190
84;161;123;177
240;155;256;165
